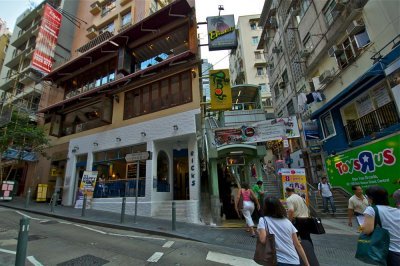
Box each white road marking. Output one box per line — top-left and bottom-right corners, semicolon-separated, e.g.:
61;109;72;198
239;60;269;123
15;211;48;222
206;251;259;266
58;221;72;225
27;256;44;266
73;224;107;234
0;247;16;254
108;232;165;241
162;241;174;248
147;252;164;262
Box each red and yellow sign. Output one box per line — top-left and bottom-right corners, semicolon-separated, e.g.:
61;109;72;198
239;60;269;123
210;69;232;110
279;168;309;204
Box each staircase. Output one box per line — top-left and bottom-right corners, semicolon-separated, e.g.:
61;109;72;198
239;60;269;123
251;170;282;200
311;188;350;219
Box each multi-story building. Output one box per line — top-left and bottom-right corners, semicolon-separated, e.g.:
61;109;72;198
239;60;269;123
229;15;273;115
0;18;10;36
201;59;213;101
35;0;202;223
260;0;399;198
0;32;10;78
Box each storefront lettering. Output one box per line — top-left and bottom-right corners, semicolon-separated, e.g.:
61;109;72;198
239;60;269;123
210;70;229;101
334;148;396;175
208;27;235;41
190;151;195;186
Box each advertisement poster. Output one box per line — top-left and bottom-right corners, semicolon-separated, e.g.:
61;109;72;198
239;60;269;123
325;134;399;204
36;184;48;202
74;171;98;209
279;168;308;203
206;15;237;51
31;4;62;74
214;116;300;145
0;181;15;200
209;69;232;111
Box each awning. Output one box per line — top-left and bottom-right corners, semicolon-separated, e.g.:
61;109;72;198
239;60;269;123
2;148;38;162
311;62;385;119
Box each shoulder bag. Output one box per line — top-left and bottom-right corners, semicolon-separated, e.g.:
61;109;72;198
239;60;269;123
355;205;390;265
253;217;278;266
301;197;326;235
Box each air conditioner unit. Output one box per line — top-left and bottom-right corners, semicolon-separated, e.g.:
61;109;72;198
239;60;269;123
300;49;310;58
272;46;282;54
319;70;333;84
346;19;365;35
328;45;343;57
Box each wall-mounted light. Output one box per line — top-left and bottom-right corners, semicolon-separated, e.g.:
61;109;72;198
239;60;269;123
93;142;98;147
141;132;146;137
113;95;119;103
116;137;121;142
173;125;178;131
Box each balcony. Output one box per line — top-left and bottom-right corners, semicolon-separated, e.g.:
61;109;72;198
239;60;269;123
344;102;400;142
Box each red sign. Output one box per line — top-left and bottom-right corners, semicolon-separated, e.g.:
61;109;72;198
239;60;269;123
31;4;62;74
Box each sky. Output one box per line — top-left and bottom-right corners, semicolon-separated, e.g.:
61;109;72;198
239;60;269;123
0;0;265;69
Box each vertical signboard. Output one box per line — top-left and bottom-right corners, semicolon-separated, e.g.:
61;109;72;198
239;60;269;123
206;15;237;51
279;168;308;203
0;181;15;200
31;4;62;74
325;134;399;204
209;69;232;110
74;171;98;209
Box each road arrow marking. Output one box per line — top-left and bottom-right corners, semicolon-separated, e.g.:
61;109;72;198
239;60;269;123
206;251;259;266
147;252;164;262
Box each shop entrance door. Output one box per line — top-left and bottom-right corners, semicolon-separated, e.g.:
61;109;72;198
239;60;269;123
173;149;189;200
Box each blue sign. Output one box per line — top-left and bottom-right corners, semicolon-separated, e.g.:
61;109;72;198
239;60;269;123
303;120;320;140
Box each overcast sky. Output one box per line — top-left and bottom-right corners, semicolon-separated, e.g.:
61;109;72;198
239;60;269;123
0;0;265;69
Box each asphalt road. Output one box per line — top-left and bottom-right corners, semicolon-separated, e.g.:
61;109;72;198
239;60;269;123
0;207;257;266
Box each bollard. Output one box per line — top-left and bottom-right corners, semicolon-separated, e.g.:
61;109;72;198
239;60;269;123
81;194;87;217
24;188;31;209
50;192;56;213
172;201;176;231
15;217;30;266
120;197;126;223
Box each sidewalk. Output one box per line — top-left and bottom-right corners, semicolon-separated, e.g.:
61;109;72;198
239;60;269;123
0;197;365;265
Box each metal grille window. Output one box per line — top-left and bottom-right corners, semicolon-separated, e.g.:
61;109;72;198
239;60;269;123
323;0;340;27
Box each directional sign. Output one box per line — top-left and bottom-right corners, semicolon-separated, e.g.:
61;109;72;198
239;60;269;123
125;151;152;162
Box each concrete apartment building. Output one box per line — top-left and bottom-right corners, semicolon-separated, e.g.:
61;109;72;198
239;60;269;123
229;15;273;115
259;0;399;196
33;0;202;223
0;33;10;78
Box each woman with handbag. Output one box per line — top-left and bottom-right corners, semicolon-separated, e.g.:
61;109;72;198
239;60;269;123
361;186;400;266
236;182;260;237
257;196;310;266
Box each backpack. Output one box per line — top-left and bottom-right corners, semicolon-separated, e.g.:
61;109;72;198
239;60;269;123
318;182;331;191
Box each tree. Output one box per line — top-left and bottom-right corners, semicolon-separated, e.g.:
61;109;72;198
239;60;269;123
0;111;50;182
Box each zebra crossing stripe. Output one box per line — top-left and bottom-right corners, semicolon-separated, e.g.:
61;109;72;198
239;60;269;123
147;252;164;262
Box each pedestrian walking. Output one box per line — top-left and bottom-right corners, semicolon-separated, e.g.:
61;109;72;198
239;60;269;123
361;186;400;266
348;185;369;227
257;196;310;266
285;187;312;244
318;177;336;215
252;180;265;221
236;183;260;237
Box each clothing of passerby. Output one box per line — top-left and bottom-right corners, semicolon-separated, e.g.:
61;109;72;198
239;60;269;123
286;187;312;244
393;189;400;208
318;177;336;215
236;183;260;237
252;180;265;221
257;196;310;266
362;186;400;266
348;185;369;227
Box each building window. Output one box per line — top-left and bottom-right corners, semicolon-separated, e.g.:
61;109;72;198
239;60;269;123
323;0;340;27
157;151;170;192
320;111;335;138
99;22;115;34
354;29;370;48
303;33;314;51
265;97;272;107
124;71;192;119
101;0;116;17
121;12;131;27
287;100;295;115
255;51;262;59
250;22;257;30
256;67;264;76
252;36;260;46
299;0;311;19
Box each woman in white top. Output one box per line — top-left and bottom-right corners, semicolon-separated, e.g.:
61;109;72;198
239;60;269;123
258;196;309;266
362;186;400;266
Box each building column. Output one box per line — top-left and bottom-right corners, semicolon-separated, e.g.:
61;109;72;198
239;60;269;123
209;159;221;225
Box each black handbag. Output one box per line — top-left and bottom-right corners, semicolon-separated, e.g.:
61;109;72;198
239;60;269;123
253;217;278;266
307;217;326;235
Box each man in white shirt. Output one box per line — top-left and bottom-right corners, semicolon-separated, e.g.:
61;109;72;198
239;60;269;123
348;185;369;227
286;187;312;243
394;189;400;208
318;177;336;215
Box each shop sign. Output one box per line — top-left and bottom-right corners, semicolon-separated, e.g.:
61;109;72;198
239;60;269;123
279;168;308;203
190;150;195;186
36;184;48;202
125;151;152;162
206;15;237;51
209;69;232;111
226;156;245;166
325;134;399;204
303;120;320;140
31;4;62;74
74;171;98;209
0;181;15;200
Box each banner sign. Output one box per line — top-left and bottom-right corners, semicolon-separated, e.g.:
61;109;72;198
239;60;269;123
74;171;98;209
214;116;300;145
326;134;399;203
210;69;232;110
31;4;62;74
303;120;320;140
279;168;308;203
206;15;237;51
